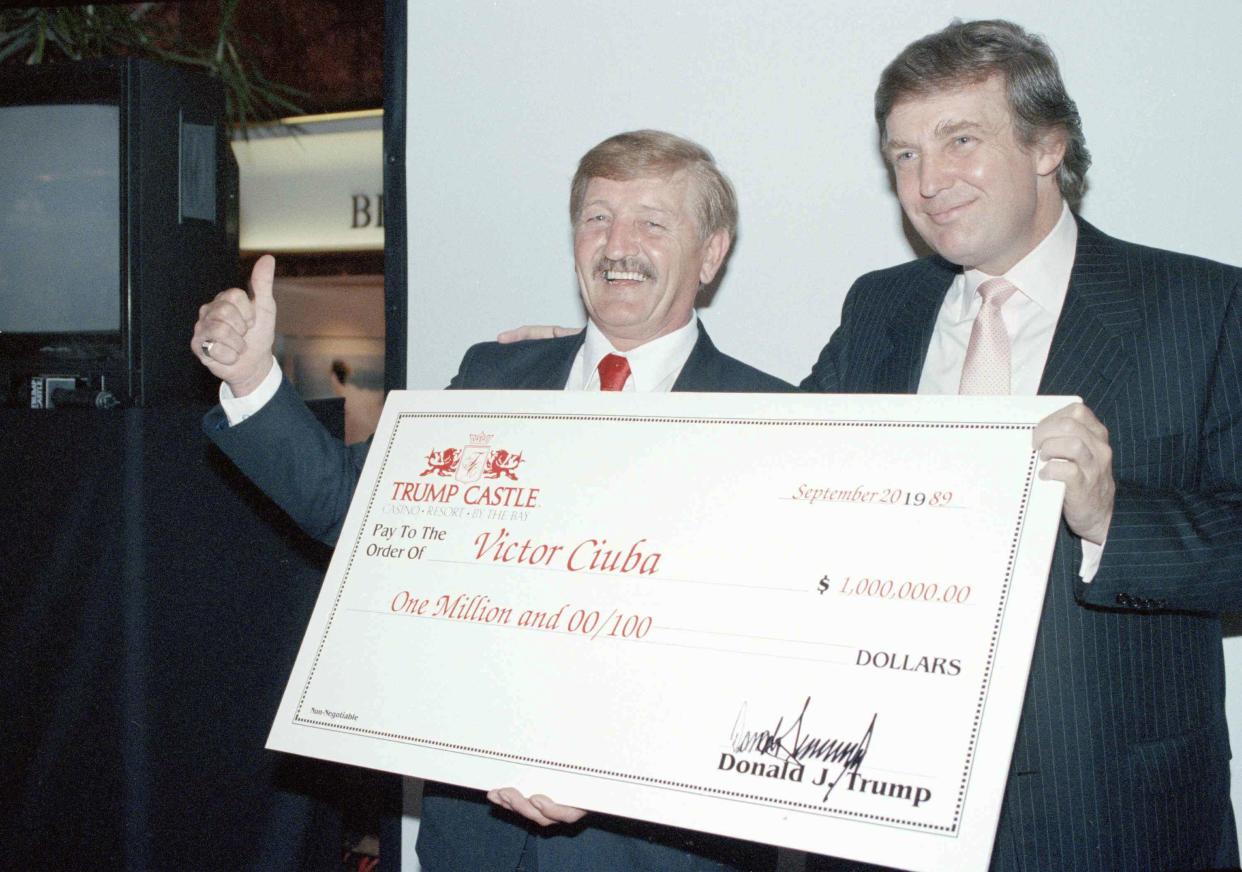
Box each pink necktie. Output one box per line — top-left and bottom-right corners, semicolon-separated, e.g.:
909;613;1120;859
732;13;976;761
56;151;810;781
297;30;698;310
958;277;1019;395
597;354;631;391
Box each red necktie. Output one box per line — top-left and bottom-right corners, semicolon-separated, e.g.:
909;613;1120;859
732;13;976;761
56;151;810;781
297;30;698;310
597;354;631;391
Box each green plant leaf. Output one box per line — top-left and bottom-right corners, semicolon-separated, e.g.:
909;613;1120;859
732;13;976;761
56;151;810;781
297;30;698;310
0;2;305;129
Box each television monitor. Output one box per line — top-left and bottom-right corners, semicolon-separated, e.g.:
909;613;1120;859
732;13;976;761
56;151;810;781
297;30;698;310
0;58;238;408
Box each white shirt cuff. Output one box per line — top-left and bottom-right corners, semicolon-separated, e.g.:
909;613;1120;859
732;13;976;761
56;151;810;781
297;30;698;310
1078;539;1104;582
219;357;281;426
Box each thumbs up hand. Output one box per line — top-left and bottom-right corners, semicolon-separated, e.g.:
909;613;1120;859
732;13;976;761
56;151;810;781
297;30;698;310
191;254;279;397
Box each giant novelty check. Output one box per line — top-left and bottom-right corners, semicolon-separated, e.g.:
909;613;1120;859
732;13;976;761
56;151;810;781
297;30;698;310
268;390;1071;871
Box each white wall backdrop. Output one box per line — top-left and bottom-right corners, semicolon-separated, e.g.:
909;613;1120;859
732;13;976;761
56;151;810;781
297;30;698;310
402;0;1242;865
405;0;1239;390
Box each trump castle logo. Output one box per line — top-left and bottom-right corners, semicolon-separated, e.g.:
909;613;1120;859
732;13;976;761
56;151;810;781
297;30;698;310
389;431;539;511
421;432;524;483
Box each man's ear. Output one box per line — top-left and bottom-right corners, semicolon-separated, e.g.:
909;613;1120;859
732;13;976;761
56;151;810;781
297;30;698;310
1034;127;1068;178
699;230;731;285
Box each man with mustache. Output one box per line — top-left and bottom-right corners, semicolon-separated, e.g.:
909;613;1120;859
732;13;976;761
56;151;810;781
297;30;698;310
191;129;786;871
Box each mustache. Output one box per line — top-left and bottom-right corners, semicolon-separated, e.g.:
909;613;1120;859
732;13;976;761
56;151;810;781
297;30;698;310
595;256;656;279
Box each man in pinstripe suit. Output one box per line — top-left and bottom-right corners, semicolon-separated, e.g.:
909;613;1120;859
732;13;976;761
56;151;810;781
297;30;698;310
803;19;1242;872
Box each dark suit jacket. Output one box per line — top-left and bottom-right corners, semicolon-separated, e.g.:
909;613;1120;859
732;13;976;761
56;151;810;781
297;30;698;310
207;322;790;872
801;219;1242;871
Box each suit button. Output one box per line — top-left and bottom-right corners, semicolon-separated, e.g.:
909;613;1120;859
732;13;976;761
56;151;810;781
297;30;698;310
1116;592;1134;607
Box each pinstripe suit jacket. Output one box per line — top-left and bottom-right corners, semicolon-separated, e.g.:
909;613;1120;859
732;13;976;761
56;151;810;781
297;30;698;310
801;219;1242;871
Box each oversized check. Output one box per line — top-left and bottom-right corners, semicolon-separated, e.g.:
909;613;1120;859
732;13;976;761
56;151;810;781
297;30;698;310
268;390;1071;871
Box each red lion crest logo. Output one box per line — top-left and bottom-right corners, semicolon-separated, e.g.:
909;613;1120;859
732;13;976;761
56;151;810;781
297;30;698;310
421;447;460;477
483;449;523;480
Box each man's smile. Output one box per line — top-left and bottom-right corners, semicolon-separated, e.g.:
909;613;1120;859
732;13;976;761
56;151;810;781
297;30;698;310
603;270;650;283
923;200;975;225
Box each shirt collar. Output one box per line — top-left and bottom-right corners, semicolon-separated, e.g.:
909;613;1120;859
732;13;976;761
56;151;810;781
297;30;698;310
581;313;699;391
953;201;1078;320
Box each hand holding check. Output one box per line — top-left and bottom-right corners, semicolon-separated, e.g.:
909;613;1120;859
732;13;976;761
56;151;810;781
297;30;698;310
1033;403;1115;546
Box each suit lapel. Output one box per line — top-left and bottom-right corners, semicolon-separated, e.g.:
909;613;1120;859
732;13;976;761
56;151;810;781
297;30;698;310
1037;219;1140;409
670;323;720;392
880;258;957;393
508;332;586;390
516;323;716;393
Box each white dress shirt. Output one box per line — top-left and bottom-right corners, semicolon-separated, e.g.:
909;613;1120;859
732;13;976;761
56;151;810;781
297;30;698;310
219;355;283;425
918;202;1077;396
916;203;1102;579
220;313;702;425
566;313;699;393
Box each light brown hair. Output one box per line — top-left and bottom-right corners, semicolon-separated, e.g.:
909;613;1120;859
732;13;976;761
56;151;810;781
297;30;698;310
570;129;738;240
876;19;1091;208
